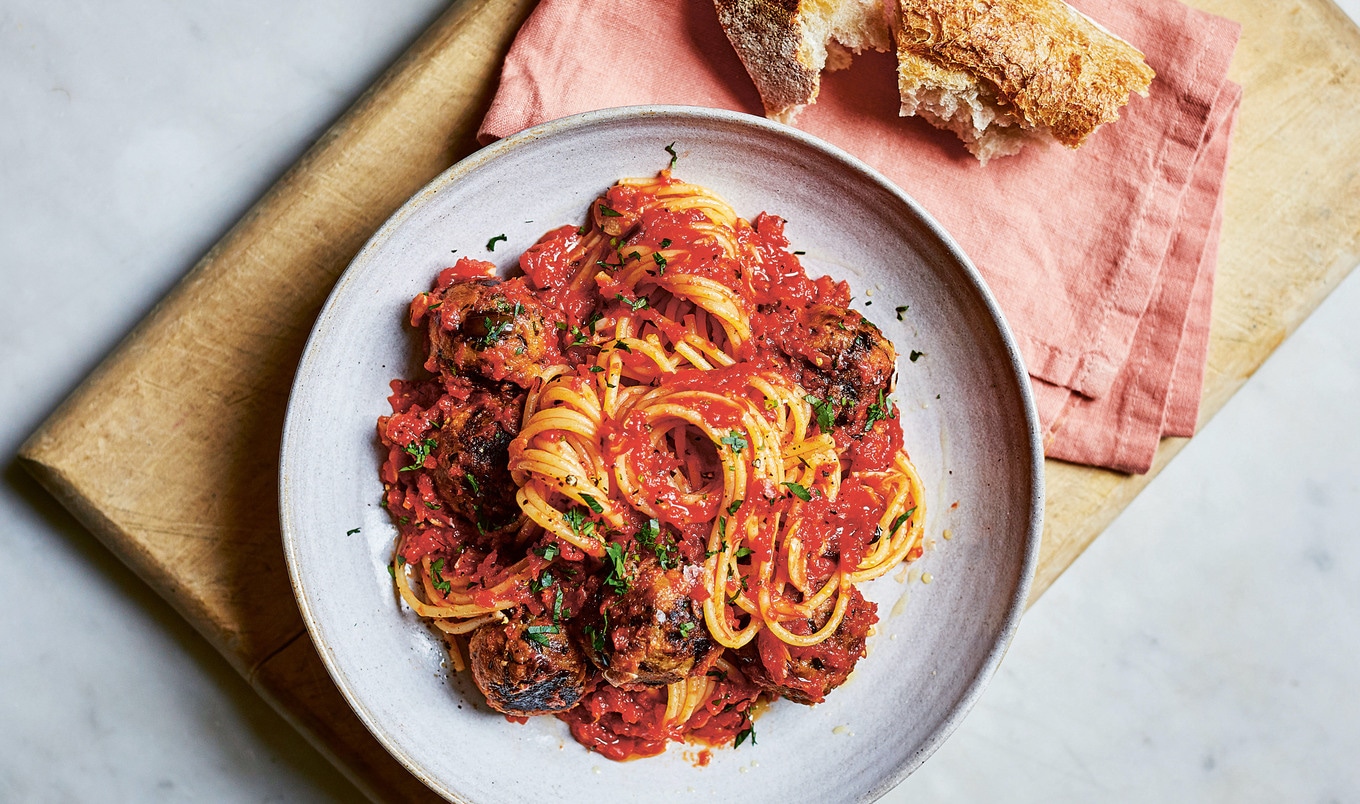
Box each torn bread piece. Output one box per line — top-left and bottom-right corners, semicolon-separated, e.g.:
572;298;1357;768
714;0;894;123
895;0;1155;162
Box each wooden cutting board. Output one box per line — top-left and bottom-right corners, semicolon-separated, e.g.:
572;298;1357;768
19;0;1360;800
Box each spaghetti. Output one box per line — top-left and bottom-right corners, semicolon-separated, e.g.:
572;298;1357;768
378;165;925;759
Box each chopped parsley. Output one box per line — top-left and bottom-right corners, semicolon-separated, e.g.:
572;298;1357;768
580;493;604;514
529;570;555;593
652;252;667;273
865;389;893;428
430;558;452;596
399;437;437;472
804;394;837;432
659;238;672;248
524;624;559;647
614;340;632;353
474;316;513;349
678;621;696;638
598;203;622;218
720;430;748;453
589;365;605;373
727;499;744;515
665;141;678;169
534;543;561;562
563;508;598;541
615;292;649;311
783;481;812;502
485;233;507;251
464;472;481;494
734;546;753;559
603;542;632;595
636;518;677;570
896;305;909;321
890;506;918;535
735;725;756;748
583;622;608;658
909;350;925;362
346;527;361;536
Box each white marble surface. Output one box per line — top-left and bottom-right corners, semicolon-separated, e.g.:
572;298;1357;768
1;1;1357;801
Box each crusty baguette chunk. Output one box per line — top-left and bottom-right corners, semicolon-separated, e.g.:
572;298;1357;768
896;0;1155;160
714;0;892;123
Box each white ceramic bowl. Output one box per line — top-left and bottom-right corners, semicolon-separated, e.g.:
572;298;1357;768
281;106;1043;803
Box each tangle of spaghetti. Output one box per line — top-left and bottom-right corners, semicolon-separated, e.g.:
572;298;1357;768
379;167;924;760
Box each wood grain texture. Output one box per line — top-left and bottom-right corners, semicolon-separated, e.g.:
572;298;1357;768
17;0;1360;800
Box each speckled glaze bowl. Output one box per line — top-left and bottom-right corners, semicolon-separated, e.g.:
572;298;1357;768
280;106;1043;803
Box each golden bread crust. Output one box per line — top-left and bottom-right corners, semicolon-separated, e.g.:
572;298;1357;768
714;0;820;122
896;0;1155;147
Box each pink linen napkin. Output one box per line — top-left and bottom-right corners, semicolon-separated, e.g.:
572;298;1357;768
478;0;1242;474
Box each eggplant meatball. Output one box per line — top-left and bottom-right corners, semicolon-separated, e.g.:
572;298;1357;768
581;558;719;686
428;278;562;388
431;386;523;531
785;305;896;433
468;610;588;716
742;586;878;705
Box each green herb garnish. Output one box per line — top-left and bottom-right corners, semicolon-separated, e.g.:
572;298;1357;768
563;508;598;541
473;314;514;349
524;624;559;647
865;389;892;429
430;558;452;595
604;542;632;594
581;494;604;514
804;394;837;432
735;725;756;748
720;430;748;453
635;518;677;570
664;141;678;169
598;204;622;218
890;506;917;535
583;623;608;658
529;570;555;593
783;481;812;502
486;234;507;251
399;437;438;472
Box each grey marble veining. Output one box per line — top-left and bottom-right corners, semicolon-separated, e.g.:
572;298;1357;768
3;1;1358;801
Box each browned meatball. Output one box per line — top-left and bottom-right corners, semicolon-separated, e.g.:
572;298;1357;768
428;278;562;388
431;387;524;531
468;609;588;716
580;557;719;686
784;305;896;433
739;586;878;705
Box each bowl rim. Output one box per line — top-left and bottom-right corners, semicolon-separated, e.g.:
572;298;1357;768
279;103;1045;803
